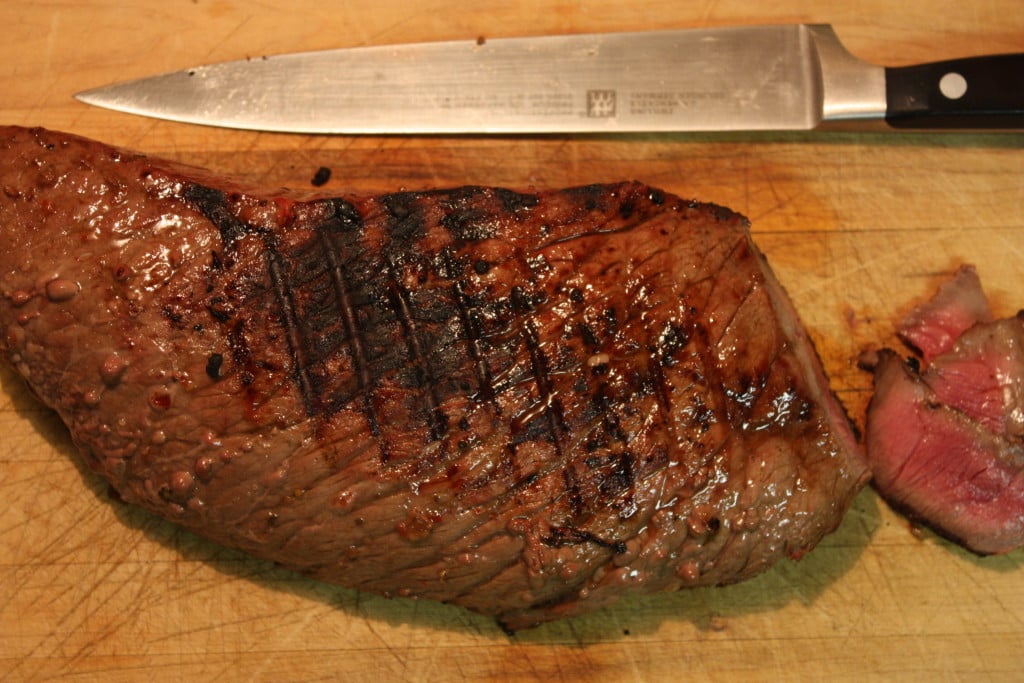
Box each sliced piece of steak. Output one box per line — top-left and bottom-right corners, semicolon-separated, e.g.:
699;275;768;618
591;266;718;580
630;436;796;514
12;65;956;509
865;268;1024;554
897;264;992;361
0;126;867;629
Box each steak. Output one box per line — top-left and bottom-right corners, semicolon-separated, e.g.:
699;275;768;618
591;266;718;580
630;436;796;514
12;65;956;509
864;267;1024;555
0;126;867;629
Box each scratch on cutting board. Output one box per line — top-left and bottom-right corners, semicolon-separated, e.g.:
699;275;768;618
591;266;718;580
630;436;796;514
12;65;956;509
49;559;148;675
197;15;255;65
947;558;1024;630
43;12;59;81
124;118;166;156
747;175;809;225
994;229;1024;266
406;137;444;189
698;0;722;24
362;11;431;45
612;617;647;681
364;616;412;676
24;13;63;124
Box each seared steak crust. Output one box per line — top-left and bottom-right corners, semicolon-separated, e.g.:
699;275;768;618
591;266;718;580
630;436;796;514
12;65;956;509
0;127;866;629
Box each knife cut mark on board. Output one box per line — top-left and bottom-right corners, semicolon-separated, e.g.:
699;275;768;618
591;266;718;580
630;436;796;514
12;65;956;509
196;14;255;65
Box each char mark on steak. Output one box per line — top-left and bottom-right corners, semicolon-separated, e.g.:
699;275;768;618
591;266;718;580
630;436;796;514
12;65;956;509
0;126;867;629
864;266;1024;555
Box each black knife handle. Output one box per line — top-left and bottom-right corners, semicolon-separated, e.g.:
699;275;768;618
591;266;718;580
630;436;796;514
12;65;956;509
885;53;1024;129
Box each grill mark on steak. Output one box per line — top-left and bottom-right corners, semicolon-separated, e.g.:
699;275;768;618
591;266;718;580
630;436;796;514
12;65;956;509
319;225;378;433
381;191;429;252
264;215;379;424
183;183;255;246
265;244;319;415
452;280;499;412
515;320;566;452
385;266;449;443
285;215;381;422
440;187;499;241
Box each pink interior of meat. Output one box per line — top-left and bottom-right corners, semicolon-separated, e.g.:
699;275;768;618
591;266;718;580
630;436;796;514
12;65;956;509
923;323;1024;440
867;266;1024;554
898;265;993;361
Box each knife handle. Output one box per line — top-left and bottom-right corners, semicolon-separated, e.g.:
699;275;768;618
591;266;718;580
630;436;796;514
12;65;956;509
885;53;1024;129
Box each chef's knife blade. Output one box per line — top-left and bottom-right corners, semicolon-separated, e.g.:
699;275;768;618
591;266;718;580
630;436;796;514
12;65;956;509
75;25;1024;134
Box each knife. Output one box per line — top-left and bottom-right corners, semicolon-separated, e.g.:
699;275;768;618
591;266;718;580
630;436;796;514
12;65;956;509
75;24;1024;134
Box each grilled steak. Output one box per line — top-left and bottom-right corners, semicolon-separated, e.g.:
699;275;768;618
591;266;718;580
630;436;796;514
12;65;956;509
864;266;1024;555
0;126;867;629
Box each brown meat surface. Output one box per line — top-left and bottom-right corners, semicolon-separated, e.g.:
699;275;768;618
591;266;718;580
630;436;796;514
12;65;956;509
0;126;867;629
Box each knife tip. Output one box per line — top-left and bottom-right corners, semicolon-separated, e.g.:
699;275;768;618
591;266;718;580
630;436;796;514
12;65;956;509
73;87;105;106
73;84;140;115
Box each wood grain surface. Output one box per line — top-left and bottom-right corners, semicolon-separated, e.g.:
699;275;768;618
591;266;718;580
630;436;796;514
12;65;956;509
2;1;1023;681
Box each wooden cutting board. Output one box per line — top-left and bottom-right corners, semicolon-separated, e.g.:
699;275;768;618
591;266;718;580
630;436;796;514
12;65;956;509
2;2;1023;680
